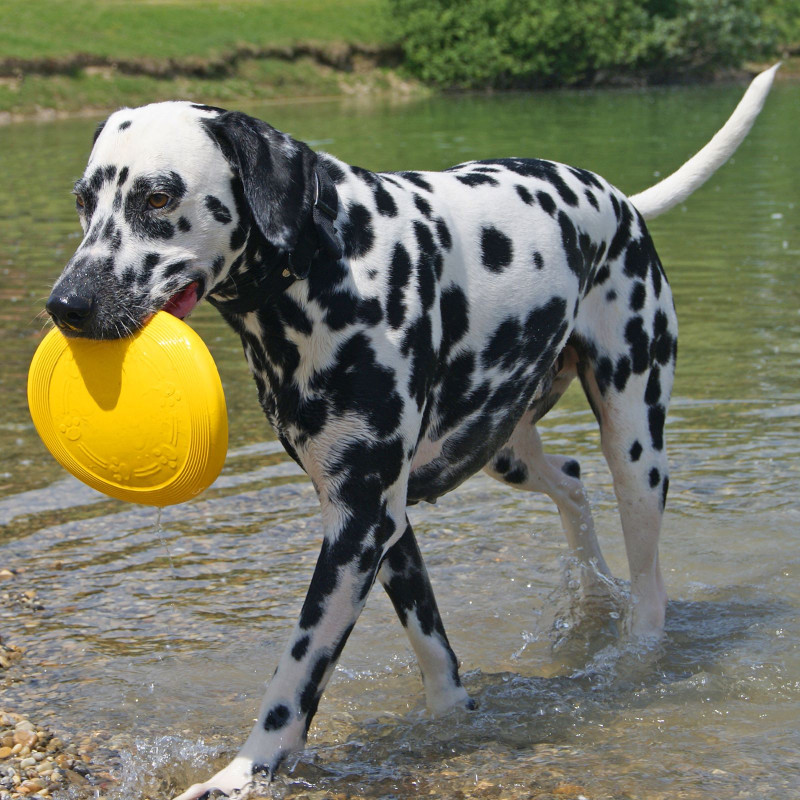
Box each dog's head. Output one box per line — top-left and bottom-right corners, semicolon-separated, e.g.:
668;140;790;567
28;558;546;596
46;101;322;338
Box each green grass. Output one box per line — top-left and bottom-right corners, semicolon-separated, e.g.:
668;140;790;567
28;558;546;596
0;0;400;116
1;0;388;61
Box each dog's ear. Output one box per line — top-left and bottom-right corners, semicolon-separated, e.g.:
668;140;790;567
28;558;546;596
202;111;318;275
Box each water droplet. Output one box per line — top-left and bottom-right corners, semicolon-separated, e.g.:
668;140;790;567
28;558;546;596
156;507;177;578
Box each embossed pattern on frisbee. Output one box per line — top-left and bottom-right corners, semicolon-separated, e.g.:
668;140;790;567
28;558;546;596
27;312;228;506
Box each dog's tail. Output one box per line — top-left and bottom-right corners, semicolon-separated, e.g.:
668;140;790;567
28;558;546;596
630;63;779;220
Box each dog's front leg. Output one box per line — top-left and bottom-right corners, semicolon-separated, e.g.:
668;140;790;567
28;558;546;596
173;483;409;800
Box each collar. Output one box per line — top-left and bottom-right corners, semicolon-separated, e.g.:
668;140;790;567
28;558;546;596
207;163;340;316
311;165;341;261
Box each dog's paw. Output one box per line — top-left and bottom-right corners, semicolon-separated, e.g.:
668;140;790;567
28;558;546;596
171;757;255;800
427;684;475;716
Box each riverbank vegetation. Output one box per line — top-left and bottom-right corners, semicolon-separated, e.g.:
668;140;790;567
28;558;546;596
1;0;797;119
392;0;798;88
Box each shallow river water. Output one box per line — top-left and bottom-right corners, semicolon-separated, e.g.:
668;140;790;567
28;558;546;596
0;79;798;800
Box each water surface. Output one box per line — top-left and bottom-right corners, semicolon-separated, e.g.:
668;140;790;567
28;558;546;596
0;80;798;799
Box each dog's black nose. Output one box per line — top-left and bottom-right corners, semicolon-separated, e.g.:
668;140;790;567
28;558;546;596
46;292;94;332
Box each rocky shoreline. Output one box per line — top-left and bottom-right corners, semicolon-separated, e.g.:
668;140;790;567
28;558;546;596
0;569;112;800
0;710;106;800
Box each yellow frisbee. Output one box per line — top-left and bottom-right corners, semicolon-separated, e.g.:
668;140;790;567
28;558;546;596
27;312;228;507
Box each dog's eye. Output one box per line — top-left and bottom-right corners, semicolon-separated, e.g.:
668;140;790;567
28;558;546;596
75;194;85;211
147;193;171;209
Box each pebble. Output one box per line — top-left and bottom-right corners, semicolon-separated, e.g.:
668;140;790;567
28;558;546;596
0;710;99;800
0;637;23;671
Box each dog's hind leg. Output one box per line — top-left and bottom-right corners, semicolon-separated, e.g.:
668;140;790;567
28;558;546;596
574;214;678;640
484;415;614;606
578;362;672;639
378;521;473;714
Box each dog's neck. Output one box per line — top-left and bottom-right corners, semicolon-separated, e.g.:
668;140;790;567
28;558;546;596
207;164;341;316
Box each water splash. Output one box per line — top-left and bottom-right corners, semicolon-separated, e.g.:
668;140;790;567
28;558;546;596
105;736;223;800
548;555;629;659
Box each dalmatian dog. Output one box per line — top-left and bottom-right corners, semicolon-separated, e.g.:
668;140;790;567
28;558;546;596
45;66;777;799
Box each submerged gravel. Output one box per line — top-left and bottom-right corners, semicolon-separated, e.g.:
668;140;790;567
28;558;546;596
1;568;113;800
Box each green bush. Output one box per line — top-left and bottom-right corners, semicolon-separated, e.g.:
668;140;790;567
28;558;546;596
390;0;779;88
755;0;800;46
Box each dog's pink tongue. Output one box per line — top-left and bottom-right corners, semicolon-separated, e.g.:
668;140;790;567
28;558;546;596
163;282;200;319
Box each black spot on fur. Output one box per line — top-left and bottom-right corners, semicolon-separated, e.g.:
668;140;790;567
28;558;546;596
505;464;528;483
480;227;513;273
630;440;643;461
177;216;192;232
607;201;633;262
351;165;378;186
614;356;631;392
205;194;232;224
118;120;132;131
645;366;662;406
435;218;452;251
568;166;604;190
624;238;650;281
291;636;309;661
648;404;666;451
651;309;677;366
558;210;588;284
414;221;439;308
562;459;581;479
593;264;610;286
481;159;578;205
516;184;534;205
414;194;432;218
493;453;512;474
439;285;469;361
162;260;190;280
387;242;412;329
398;171;433;192
625;316;650;374
537;191;556;216
374;182;398;217
482;318;522;371
649;467;660;488
630;281;646;311
299;655;330;714
457;172;499;187
140;252;161;285
435;352;488;434
263;704;291;731
340;202;375;259
276;292;314;335
523;296;567;342
404;315;436;409
595;355;614;395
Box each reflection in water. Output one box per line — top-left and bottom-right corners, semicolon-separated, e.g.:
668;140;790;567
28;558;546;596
0;81;798;799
